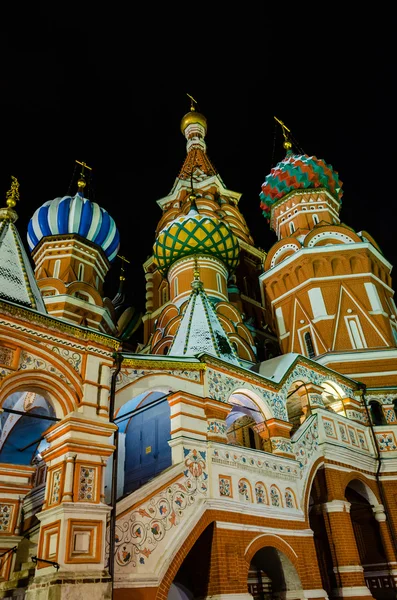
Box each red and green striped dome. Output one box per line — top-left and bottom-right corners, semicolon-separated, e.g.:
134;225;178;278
259;151;343;219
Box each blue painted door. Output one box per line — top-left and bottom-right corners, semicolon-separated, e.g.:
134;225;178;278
123;399;171;496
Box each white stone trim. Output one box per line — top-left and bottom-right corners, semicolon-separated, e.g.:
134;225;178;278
332;586;372;597
333;565;364;573
216;521;313;538
323;500;351;513
200;595;253;600
303;590;329;599
259;243;392;283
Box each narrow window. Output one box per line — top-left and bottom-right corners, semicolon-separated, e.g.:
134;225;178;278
174;277;178;297
348;318;365;349
78;264;84;281
369;401;385;425
304;331;316;358
163;346;169;355
216;273;222;292
313;214;319;225
53;259;60;278
289;221;295;234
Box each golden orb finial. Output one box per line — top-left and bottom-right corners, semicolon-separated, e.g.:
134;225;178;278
274;116;293;152
0;176;20;222
75;160;92;193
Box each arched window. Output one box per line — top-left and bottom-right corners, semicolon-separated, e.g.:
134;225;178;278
304;331;316;359
347;318;365;349
163;346;169;355
289;221;295;234
53;259;60;278
369;400;385;426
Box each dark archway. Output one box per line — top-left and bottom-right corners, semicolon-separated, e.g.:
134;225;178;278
249;545;302;600
308;468;336;598
346;483;392;599
167;523;214;599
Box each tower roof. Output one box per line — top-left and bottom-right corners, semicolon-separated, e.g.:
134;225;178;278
0;179;47;313
27;191;120;262
153;205;240;277
168;274;241;366
260;151;343;220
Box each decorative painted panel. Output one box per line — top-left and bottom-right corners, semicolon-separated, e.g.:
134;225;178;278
376;432;397;451
113;448;208;569
322;417;337;439
49;467;63;506
270;486;281;507
255;482;268;505
285;489;296;509
0;504;14;533
78;466;96;502
219;476;232;498
238;479;252;502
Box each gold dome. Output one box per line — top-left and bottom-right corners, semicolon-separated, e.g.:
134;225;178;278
180;110;207;135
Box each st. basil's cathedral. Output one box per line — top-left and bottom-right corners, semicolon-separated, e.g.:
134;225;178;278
0;100;397;600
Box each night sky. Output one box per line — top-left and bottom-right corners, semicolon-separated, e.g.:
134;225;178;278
0;5;394;314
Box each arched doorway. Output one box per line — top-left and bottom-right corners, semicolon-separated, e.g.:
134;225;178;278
0;390;56;465
249;545;303;599
346;480;392;599
167;523;214;599
226;392;267;451
114;390;172;497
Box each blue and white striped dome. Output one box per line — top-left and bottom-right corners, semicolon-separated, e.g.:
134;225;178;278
27;192;120;262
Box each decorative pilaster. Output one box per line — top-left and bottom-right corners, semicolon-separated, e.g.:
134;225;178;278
372;504;397;587
204;398;231;443
26;413;117;600
298;384;325;412
0;464;34;581
322;500;373;599
267;418;294;458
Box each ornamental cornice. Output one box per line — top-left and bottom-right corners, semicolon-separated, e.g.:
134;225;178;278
0;300;120;352
120;357;206;371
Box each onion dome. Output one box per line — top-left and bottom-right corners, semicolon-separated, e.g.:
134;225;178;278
259;150;343;219
180;109;207;135
153;206;240;277
27;191;120;262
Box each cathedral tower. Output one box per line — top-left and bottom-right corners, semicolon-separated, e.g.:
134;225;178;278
27;163;120;334
259;119;397;388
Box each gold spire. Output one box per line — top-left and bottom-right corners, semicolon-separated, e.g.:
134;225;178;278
187;93;197;111
76;160;92;191
117;254;130;282
274;116;292;151
0;176;20;222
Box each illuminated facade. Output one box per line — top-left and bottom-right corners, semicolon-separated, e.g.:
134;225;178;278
0;107;397;600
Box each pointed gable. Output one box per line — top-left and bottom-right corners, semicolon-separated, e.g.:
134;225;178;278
0;220;46;313
169;277;241;366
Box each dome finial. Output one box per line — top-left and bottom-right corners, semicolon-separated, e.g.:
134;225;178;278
0;176;20;222
274;116;292;151
117;254;130;282
76;160;92;192
187;92;197;112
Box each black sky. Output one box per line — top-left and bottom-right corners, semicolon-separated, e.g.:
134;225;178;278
0;5;394;313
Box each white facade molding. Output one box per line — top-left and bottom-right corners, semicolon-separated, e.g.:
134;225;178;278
323;500;351;513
